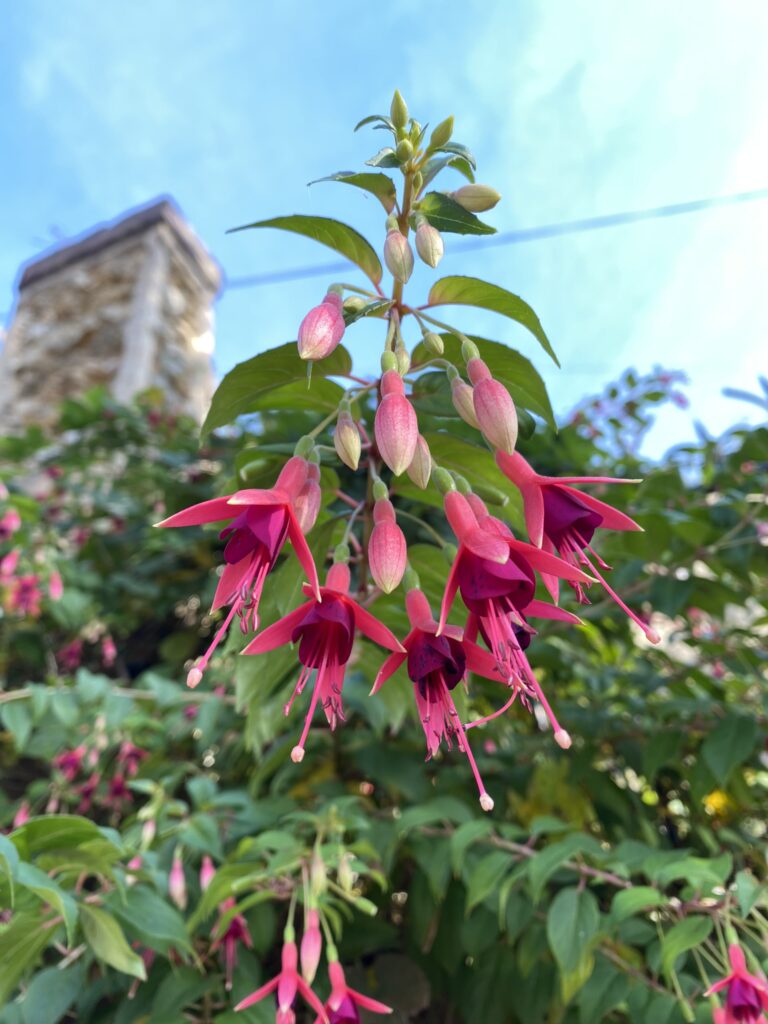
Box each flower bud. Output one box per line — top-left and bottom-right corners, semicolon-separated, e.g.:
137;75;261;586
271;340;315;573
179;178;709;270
293;474;321;533
369;502;407;594
141;817;156;847
297;295;345;361
395;347;411;375
333;411;361;470
310;846;327;898
343;295;366;313
450;378;480;429
450;184;502;213
432;467;456;494
169;850;187;910
403;566;421;592
452;473;472;495
384;230;414;283
395;138;413;162
406;435;431;489
293;435;315;458
300;909;323;984
422;332;444;356
390;89;408;129
200;855;216;892
412;171;423;194
48;571;63;601
338;851;355;892
372;479;389;502
461;338;481;364
415;221;444;268
333;542;350;564
429;116;454;150
380;350;398;373
374;382;418;476
468;359;518;454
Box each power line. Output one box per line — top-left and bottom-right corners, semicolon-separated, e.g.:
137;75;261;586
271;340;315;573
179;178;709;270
224;185;768;291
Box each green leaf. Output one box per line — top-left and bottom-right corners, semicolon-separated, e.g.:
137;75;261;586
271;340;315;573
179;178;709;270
16;863;78;945
578;959;631;1023
106;885;193;956
660;915;712;978
466;850;512;912
421;154;476;189
11;815;112;859
309;171;397;213
451;820;493;877
365;147;400;169
427;276;559;366
417;192;496;235
0;833;20;902
412;333;556;427
0;912;55;1005
202;342;352;434
560;950;595;1004
1;701;32;749
610;886;665;922
342;297;393;326
701;714;758;781
354;113;394;133
527;833;605;902
227;214;382;285
431;141;477;170
397;796;472;836
735;869;765;916
149;966;212;1023
546;887;600;974
20;962;85;1024
80;904;147;980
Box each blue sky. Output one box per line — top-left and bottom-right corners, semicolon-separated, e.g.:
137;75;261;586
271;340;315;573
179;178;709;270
2;0;766;454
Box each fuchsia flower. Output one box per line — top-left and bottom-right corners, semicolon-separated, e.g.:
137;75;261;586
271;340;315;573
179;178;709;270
101;635;117;667
105;772;132;810
13;802;30;828
0;549;20;578
56;640;83;672
314;960;392;1024
705;944;768;1023
53;745;86;781
300;909;322;985
367;498;406;594
117;741;148;777
0;509;21;540
157;457;320;688
236;934;328;1021
466;357;518;455
496;451;659;643
211;897;253;991
76;772;100;813
438;492;590;746
48;571;64;600
298;293;345;361
373;588;508;811
7;575;42;617
169;850;187;910
243;563;403;763
374;371;418;476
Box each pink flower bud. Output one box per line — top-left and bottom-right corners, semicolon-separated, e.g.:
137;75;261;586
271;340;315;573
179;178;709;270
0;509;21;540
169;851;187;910
48;571;63;601
297;295;345;361
467;358;518;453
300;909;323;984
375;374;418;476
101;635;117;667
13;801;30;828
368;501;406;594
200;855;216;891
333;411;361;470
293;477;321;533
275;456;310;500
406;435;432;489
415;222;444;268
384;230;414;283
0;549;20;578
451;378;480;429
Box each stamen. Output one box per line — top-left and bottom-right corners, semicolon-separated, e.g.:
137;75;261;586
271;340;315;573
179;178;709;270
579;546;659;643
444;685;492;810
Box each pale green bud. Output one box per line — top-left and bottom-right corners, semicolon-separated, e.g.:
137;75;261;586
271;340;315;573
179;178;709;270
422;331;444;356
432;467;456;494
396;138;413;163
450;184;501;213
396;347;411;375
372;479;389;502
380;351;398;373
429;116;454;150
390;90;408;130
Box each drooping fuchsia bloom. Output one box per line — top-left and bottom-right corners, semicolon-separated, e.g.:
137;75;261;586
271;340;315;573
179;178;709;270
157;457;320;688
235;930;328;1022
374;370;418;476
298;292;345;361
0;508;21;540
373;588;508;811
12;801;30;828
101;635;117;667
210;897;253;991
496;450;659;643
313;958;392;1024
48;571;64;601
243;562;403;763
0;549;20;578
168;849;187;910
466;357;518;455
437;492;592;746
300;908;322;985
294;461;322;534
117;741;148;777
7;575;42;617
53;745;87;781
367;497;406;594
705;944;768;1024
76;772;100;814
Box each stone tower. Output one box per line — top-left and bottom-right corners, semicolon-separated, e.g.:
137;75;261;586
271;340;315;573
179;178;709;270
0;198;221;428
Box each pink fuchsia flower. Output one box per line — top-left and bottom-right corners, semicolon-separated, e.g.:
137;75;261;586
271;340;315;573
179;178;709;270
374;371;418;476
383;228;414;283
48;571;63;601
105;772;132;810
495;450;659;643
243;562;403;764
368;498;406;594
56;639;83;672
168;849;187;910
211;897;253;991
76;772;100;813
101;635;117;667
466;358;518;455
200;854;216;892
235;933;328;1021
373;588;507;811
294;462;322;534
0;509;21;540
53;745;87;781
12;801;30;828
705;944;768;1024
0;549;20;578
157;457;320;688
117;741;148;777
298;293;345;361
314;958;392;1024
7;575;42;617
300;909;322;985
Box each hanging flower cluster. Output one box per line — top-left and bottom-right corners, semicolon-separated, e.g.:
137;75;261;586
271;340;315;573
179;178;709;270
159;90;660;816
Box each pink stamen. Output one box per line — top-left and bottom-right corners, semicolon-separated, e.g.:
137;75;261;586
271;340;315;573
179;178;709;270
292;649;328;761
444;688;493;811
576;540;659;643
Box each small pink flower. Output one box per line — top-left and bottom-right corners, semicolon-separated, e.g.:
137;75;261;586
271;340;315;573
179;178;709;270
105;772;132;810
374;371;418;476
0;509;21;541
12;801;30;828
76;772;100;813
7;575;42;617
117;741;148;777
56;639;83;672
48;571;63;601
298;293;345;361
368;499;406;594
200;855;216;891
169;850;187;911
383;229;413;283
0;549;20;578
300;909;323;985
53;745;87;781
466;358;518;454
235;935;327;1020
315;959;392;1023
705;944;768;1023
101;636;117;667
211;897;253;991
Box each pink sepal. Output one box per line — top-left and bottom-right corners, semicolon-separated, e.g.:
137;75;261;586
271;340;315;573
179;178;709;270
156;496;236;528
234;975;278;1010
464;641;507;681
525;599;583;624
241;602;314;655
286;510;321;600
371;647;409;694
352;603;404;652
212;555;253;610
509;539;593;583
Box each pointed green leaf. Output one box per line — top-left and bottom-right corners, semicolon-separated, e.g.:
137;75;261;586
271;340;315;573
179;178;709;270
660;916;712;978
202;342;352;434
546;887;600;974
365;147;400;169
417;192;495;235
735;869;765;917
19;962;85;1024
354;113;394;133
466;850;512;912
106;885;193;956
451;820;493;877
431;141;477;169
227;215;382;285
421;154;475;189
427;276;559;366
80;904;147;980
0;833;19;903
610;886;665;922
527;833;605;902
309;172;397;213
701;714;758;782
0;912;56;1005
16;863;78;945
